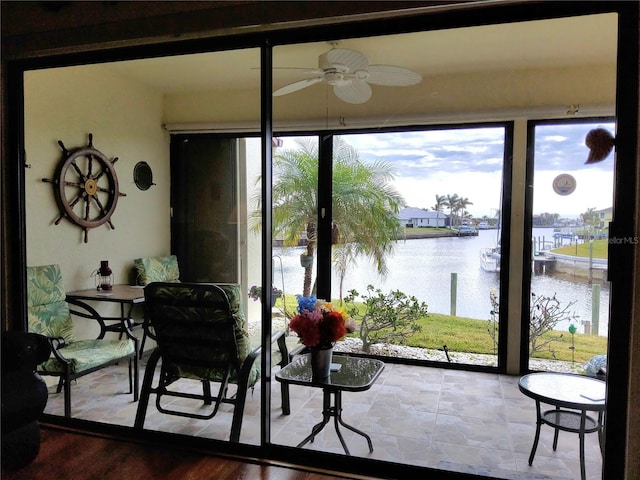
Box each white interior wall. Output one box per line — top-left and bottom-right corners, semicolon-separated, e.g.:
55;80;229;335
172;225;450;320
24;64;170;342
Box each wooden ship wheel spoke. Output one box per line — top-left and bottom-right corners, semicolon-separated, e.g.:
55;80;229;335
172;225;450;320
43;133;126;243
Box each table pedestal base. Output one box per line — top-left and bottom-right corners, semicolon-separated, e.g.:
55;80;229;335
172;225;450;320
297;388;373;455
529;402;603;480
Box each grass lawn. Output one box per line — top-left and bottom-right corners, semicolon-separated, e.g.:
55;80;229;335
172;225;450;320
275;295;607;363
551;239;608;259
402;227;453;237
410;312;606;363
404;227;450;233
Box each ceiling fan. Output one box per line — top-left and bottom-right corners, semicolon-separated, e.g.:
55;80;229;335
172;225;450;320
273;46;423;104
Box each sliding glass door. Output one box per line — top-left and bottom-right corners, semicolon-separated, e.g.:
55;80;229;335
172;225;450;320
525;120;615;374
334;128;508;368
171;135;240;283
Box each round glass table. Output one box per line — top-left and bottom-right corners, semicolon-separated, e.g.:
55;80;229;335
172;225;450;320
519;372;606;480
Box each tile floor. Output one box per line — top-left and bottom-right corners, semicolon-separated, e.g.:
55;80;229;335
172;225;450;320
43;355;603;480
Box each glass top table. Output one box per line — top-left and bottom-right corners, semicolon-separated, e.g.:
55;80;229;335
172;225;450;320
519;372;606;409
276;354;384;455
276;354;384;390
519;372;606;480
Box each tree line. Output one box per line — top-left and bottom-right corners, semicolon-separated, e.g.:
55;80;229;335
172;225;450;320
431;194;474;227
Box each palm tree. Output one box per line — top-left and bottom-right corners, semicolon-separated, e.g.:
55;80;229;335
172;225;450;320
254;138;405;298
456;197;474;225
445;193;460;227
581;207;600;232
332;142;405;301
333;241;359;304
432;194;448;228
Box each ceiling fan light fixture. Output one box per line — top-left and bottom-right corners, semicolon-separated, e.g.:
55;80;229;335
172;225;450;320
355;70;369;81
325;71;345;85
274;47;421;104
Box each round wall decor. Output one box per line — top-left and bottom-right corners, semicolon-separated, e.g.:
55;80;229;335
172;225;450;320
552;173;577;196
42;133;126;243
133;161;154;190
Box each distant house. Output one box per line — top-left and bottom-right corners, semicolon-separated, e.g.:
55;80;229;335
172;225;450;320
398;207;449;228
596;207;612;229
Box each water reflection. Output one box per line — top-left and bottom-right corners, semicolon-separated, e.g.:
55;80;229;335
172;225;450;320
273;228;610;336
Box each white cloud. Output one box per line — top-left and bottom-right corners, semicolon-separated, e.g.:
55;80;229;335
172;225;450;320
277;121;615;218
396;171;502;216
533;169;613;216
542;135;568;142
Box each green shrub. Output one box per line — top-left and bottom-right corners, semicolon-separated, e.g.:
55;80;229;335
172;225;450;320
344;285;428;353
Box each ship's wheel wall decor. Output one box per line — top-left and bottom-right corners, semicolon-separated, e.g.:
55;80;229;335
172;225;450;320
42;133;126;243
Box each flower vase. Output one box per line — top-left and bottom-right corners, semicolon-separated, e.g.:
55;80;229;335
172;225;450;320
310;346;333;380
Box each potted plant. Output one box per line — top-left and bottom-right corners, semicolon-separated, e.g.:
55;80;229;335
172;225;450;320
248;285;282;307
299;253;313;268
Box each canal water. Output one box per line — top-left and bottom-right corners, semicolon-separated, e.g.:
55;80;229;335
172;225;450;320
272;228;610;336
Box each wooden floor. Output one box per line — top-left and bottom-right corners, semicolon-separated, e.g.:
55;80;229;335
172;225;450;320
2;426;372;480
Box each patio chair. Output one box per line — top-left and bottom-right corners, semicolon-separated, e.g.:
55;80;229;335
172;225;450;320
26;264;138;417
133;255;181;286
134;282;290;442
133;255;181;357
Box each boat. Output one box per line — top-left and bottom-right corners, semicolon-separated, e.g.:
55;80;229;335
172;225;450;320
457;225;478;236
481;202;502;272
480;246;501;272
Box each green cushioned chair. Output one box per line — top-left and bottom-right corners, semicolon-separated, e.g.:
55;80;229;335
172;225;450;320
133;255;181;357
134;282;290;442
133;255;180;285
27;264;138;417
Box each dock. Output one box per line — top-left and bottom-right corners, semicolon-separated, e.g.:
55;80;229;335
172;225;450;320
533;255;556;274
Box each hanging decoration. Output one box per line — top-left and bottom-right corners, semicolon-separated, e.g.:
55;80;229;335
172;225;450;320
42;133;126;243
133;161;155;190
584;128;615;164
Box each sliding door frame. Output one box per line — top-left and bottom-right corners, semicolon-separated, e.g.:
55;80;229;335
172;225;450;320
3;2;636;479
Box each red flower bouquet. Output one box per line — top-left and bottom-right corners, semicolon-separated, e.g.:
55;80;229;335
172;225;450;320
289;295;356;348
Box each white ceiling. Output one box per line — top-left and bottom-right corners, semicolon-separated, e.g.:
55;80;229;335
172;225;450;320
102;14;618;95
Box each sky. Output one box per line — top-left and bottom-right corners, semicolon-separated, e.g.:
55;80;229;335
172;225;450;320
279;121;615;219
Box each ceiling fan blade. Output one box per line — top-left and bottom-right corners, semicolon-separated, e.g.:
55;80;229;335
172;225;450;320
333;81;371;104
322;48;368;71
366;65;422;86
273;77;323;96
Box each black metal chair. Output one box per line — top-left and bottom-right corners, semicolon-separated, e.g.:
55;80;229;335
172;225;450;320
26;264;138;418
134;282;290;442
